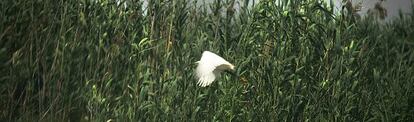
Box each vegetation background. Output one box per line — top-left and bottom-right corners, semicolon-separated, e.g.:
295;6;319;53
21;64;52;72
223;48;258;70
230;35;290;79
1;0;413;121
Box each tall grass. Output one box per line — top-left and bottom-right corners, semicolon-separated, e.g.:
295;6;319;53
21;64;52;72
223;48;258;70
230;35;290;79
1;0;413;121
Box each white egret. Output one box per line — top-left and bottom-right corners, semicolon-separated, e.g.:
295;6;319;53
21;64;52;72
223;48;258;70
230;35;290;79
195;51;235;87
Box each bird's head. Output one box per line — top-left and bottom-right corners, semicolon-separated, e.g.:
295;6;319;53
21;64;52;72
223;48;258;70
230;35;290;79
219;63;237;77
228;64;235;71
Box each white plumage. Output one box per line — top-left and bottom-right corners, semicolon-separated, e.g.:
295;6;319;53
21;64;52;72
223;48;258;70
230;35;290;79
195;51;235;87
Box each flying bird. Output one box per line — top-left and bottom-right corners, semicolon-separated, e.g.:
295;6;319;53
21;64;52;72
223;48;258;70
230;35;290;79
195;51;235;87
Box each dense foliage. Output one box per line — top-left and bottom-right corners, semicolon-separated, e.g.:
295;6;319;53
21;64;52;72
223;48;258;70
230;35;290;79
1;0;413;121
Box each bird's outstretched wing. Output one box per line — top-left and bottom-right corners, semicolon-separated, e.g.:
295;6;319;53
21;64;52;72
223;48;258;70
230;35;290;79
196;60;216;87
201;51;232;68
